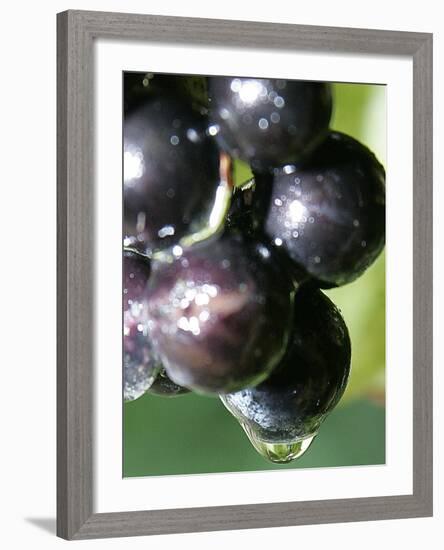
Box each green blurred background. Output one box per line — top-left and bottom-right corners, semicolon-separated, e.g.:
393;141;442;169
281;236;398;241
123;82;386;477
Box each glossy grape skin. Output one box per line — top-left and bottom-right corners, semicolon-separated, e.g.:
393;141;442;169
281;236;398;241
146;232;296;394
123;251;161;401
147;368;191;397
208;77;332;172
231;131;385;287
124;93;227;255
221;287;351;443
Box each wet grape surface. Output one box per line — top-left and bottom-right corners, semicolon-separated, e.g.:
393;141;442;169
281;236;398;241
122;73;385;466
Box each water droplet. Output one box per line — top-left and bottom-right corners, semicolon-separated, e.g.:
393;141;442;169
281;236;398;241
270;112;280;123
241;422;316;463
207;124;220;136
258;118;269;130
230;78;242;92
124;150;145;182
136;212;146;233
170;135;179;146
274;96;285;108
283;164;296;175
186;128;200;143
199;309;210;322
353;219;360;227
237;80;266;104
257;245;271;259
158;225;175;238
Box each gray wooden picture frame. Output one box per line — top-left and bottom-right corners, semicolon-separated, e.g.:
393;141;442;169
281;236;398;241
57;9;433;540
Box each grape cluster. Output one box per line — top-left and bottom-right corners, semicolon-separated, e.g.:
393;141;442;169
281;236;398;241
123;73;385;463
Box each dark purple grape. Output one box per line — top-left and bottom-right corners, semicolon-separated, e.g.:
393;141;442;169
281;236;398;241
147;368;190;397
124;93;231;255
123;250;161;401
124;72;209;115
208;77;332;171
232;131;385;287
146;232;296;394
221;287;351;462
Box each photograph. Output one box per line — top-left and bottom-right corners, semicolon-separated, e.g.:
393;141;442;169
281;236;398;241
122;72;386;476
52;8;433;541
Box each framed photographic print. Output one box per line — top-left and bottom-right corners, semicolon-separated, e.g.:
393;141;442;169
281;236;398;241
57;9;433;540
